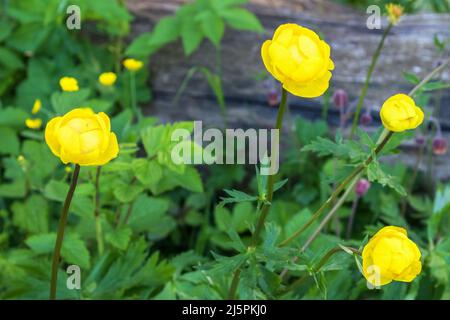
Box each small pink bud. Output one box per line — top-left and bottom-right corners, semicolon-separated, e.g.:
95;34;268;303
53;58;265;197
355;179;371;197
267;89;280;107
432;136;448;155
415;134;426;146
332;89;348;109
360;112;373;126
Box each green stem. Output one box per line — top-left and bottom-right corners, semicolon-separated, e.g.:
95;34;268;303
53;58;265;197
251;87;288;246
227;268;242;300
350;23;393;138
50;164;81;300
130;72;141;121
302;176;360;252
408;58;450;97
94;166;104;255
228;88;288;300
280;246;360;295
279;129;393;247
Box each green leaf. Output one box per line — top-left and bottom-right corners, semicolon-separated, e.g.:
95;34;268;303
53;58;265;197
0;107;28;129
214;205;232;232
0;20;14;42
11;195;49;234
105;226;132;250
219;188;258;206
198;11;224;47
211;0;248;11
132;158;163;187
26;233;90;269
141;125;168;158
367;161;406;196
403;72;420;85
166;166;204;193
274;178;289;193
0;47;24;70
219;8;263;32
181;18;204;56
113;181;144;203
127;195;174;240
0;179;27;198
381;131;414;155
0;126;20;155
44;180;69;202
232;202;255;233
428;184;450;241
126;16;179;57
51;89;91;115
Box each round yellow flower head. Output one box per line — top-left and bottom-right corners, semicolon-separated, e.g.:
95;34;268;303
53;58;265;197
60;77;79;92
45;108;119;166
32;99;41;114
380;94;424;132
99;72;117;86
362;226;422;287
123;58;143;72
261;23;334;98
386;3;404;25
25;118;42;130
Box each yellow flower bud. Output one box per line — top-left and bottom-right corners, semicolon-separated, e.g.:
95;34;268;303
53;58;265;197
261;23;334;98
380;94;424;132
99;72;117;86
362;226;422;287
123;58;143;72
59;77;79;92
17;155;26;165
32;99;41;114
25;118;43;130
386;3;404;25
45;108;119;166
65;166;73;173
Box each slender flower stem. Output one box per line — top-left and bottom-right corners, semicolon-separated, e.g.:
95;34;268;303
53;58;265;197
94;166;104;255
227;268;242;300
346;195;360;239
251;88;288;246
408;58;450;97
278;129;393;248
130;72;141;121
50;164;81;300
302;176;359;252
350;23;393;138
228;88;288;300
279;246;360;295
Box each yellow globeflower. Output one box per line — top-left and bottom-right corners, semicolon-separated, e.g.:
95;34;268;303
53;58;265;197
59;77;79;92
386;3;404;25
32;99;41;114
45;108;119;166
99;72;117;86
380;94;424;132
123;58;143;72
25;118;43;130
362;226;422;287
261;23;334;98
